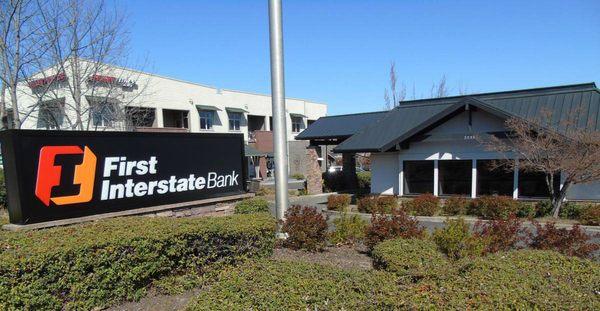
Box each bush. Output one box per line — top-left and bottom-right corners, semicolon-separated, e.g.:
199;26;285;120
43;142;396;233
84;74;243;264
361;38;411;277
256;187;274;196
516;201;536;218
290;173;305;180
372;238;448;280
403;250;600;309
329;213;367;245
357;196;397;214
559;202;585;219
406;193;439;216
356;171;371;190
579;204;600;226
471;195;518;219
528;221;599;259
322;172;344;192
281;205;328;252
0;214;275;310
364;209;425;250
535;200;553;217
432;218;486;260
187;260;405;310
326;194;351;211
234;198;270;214
442;197;468;215
473;216;528;253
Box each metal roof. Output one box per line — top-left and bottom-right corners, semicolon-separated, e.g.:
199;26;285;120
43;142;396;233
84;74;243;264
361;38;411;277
294;111;387;140
334;83;600;153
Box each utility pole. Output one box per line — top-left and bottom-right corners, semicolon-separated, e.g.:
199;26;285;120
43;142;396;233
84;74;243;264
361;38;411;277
268;0;289;236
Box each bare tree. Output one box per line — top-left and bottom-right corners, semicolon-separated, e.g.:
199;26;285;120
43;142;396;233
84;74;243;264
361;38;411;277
384;61;406;109
481;111;600;218
430;74;448;98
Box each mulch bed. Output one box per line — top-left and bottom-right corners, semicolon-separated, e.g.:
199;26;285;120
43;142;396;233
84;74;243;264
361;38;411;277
272;245;373;270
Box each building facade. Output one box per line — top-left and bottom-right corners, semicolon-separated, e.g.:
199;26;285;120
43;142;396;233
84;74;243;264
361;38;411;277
298;83;599;201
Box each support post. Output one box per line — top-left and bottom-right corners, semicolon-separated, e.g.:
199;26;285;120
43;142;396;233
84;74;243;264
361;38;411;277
399;158;404;196
471;159;477;199
268;0;288;235
513;159;519;199
433;160;439;196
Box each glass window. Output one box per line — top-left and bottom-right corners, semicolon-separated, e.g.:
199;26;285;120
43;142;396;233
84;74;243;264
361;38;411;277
199;110;213;130
291;116;303;133
404;160;434;194
91;101;117;127
37;99;65;129
438;160;471;196
519;170;559;198
477;160;513;196
163;109;189;128
228;111;242;131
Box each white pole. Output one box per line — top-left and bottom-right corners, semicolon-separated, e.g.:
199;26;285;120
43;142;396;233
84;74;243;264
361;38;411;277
268;0;289;236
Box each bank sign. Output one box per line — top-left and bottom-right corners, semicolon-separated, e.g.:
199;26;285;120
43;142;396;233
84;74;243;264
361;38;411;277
0;130;246;224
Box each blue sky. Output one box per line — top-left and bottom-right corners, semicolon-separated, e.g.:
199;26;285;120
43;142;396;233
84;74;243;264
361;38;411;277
125;0;600;115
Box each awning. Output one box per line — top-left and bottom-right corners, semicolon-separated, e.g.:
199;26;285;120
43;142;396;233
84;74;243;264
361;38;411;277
226;107;249;113
244;145;271;157
196;104;222;111
289;112;307;118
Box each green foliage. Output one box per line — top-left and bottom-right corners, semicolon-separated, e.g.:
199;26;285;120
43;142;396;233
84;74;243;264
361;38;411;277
0;214;276;310
356;171;371;190
579;204;600;226
281;205;328;252
372;238;448;280
329;213;367;245
186;260;406;310
432;218;486;260
297;188;308;196
403;250;600;309
442;197;468;215
516;201;537;218
0;169;6;209
357;196;397;214
535;200;554;217
471;195;518;219
376;196;398;212
406;193;440;216
234;198;270;214
326;194;351;211
559;202;585;219
364;209;425;250
255;187;274;196
357;196;378;213
291;173;305;180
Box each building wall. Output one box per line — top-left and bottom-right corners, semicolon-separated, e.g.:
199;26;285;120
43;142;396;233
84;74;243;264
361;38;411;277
371;153;398;195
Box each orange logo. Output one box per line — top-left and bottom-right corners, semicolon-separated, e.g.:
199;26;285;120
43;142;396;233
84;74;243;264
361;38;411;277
35;146;97;206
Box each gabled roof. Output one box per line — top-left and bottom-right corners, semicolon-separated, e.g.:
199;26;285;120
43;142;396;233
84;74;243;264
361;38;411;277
295;111;388;140
333;83;600;153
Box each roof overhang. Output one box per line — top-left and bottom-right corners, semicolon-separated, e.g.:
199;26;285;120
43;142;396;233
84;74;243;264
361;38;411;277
196;104;222;111
289;112;307;118
226;107;249;113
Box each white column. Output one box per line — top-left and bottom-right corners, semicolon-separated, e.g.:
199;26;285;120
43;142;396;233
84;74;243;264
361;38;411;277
513;159;519;199
265;115;270;131
156;108;164;127
471;159;477;199
398;158;404;196
433;160;439;196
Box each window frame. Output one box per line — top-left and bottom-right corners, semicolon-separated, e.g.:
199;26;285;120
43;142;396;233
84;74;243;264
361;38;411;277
37;99;65;129
199;110;214;130
228;111;242;131
291;116;303;133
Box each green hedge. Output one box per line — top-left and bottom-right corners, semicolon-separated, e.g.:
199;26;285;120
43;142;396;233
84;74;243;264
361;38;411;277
234;197;270;214
372;238;448;280
186;260;406;310
0;213;275;310
402;250;600;309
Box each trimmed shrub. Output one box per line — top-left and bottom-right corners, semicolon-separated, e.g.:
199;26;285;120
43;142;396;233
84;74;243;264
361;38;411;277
407;193;439;216
291;173;305;180
356;171;371;191
473;216;528;253
559;202;585;219
364;209;425;250
528;221;599;259
442;197;468;215
234;198;269;214
516;201;536;218
186;260;405;310
402;250;600;309
329;213;367;245
535;200;553;217
579;204;600;226
326;194;351;211
472;195;518;219
377;196;398;212
256;187;275;196
432;218;486;260
357;196;378;213
281;205;328;252
0;214;276;310
372;238;448;280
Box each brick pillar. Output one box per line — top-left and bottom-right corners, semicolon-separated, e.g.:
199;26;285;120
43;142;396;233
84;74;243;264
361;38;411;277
342;153;358;190
305;146;323;194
